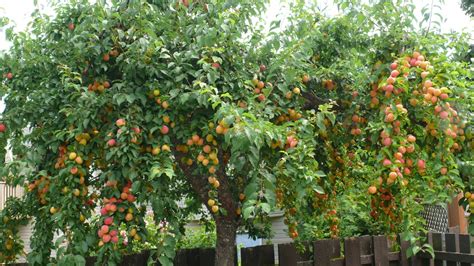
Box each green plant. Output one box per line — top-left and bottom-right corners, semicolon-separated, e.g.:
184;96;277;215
0;0;471;265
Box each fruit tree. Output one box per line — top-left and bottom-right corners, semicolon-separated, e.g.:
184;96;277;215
0;0;472;265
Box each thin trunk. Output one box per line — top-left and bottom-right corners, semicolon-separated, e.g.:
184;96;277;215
215;216;237;266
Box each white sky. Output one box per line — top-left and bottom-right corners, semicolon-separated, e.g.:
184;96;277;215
0;0;472;51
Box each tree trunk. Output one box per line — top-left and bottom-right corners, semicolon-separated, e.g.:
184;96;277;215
215;216;237;266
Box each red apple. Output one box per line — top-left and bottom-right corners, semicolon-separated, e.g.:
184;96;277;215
259;64;266;72
211;62;220;69
68;23;75;31
6;72;13;79
0;123;6;132
390;62;398;70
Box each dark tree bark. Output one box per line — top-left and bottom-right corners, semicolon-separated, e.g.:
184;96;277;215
173;147;239;266
215;216;238;266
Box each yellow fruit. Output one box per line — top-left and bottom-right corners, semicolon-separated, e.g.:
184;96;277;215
208;176;216;184
69;152;77;160
80;214;85;222
73;189;81;197
209;153;217;160
465;192;472;199
209;166;216;174
216;125;225;134
153;89;160;96
292;87;301;94
207;199;215;206
211;205;219;213
163;116;170;123
161;144;171;152
152;147;161;155
50;207;57;214
197;154;204;162
130;228;137;237
75;156;83;164
206;134;214;142
368;186;377;194
79;139;87;145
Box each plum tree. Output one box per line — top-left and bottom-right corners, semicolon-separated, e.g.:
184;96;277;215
0;0;472;265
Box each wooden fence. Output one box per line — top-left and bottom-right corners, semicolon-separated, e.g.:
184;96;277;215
0;181;23;210
7;232;474;266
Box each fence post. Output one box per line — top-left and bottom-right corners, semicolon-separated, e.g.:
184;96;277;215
398;234;410;266
199;248;215;266
313;238;340;266
445;233;457;266
373;235;389;266
432;232;443;266
241;245;275;266
459;234;471;266
344;237;361;265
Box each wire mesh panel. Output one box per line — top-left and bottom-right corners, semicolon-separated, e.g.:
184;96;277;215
421;204;448;232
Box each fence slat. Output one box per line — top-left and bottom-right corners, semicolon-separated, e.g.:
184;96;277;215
459;234;471;266
313;239;340;266
373;235;389;266
241;244;274;266
344;237;361;265
278;243;299;266
398;235;409;266
199;248;215;266
445;233;457;266
432;232;443;266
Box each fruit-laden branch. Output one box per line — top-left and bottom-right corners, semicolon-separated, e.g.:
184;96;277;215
301;90;344;111
215;147;239;223
172;150;211;211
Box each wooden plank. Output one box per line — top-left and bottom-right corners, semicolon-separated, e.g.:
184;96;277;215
431;232;443;266
444;233;457;266
398;234;409;266
279;243;299;266
387;252;399;261
344;237;361;265
417;251;474;264
360;254;373;264
313;239;341;266
330;258;344;266
199;248;215;266
359;235;372;255
459;234;472;266
373;235;389;266
241;244;275;266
